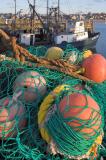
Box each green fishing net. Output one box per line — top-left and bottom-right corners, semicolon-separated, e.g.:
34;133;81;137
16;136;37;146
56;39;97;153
1;44;84;65
63;44;84;64
0;60;64;160
27;44;84;64
0;45;106;160
27;46;48;57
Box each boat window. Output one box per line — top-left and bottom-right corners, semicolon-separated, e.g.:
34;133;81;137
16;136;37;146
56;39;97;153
61;36;63;38
80;22;83;26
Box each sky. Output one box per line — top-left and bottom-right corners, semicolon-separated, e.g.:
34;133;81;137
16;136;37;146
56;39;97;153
0;0;106;14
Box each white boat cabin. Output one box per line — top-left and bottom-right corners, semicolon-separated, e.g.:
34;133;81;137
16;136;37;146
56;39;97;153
20;28;45;45
54;21;88;45
20;33;35;46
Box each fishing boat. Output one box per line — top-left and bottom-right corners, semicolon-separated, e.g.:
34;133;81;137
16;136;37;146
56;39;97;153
19;0;100;50
54;20;100;49
20;20;100;50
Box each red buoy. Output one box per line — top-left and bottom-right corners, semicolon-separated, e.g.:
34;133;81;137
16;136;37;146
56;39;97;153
0;97;26;138
82;54;106;83
59;93;101;135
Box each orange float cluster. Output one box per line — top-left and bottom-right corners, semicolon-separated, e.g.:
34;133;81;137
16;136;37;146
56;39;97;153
0;70;47;139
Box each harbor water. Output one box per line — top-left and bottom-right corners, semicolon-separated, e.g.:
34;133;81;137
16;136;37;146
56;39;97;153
94;21;106;57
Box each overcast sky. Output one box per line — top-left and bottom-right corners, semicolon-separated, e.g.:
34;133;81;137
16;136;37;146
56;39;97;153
0;0;106;14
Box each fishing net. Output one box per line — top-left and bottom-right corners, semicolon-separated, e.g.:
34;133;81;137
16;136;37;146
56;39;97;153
27;46;48;57
0;45;106;160
1;46;48;59
27;44;84;65
63;44;84;64
0;58;71;160
1;44;84;65
38;80;106;159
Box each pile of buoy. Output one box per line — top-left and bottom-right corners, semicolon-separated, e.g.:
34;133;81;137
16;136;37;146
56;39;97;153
45;46;106;83
0;70;47;139
0;45;106;160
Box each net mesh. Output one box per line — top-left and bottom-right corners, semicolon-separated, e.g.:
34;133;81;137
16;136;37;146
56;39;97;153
63;44;83;64
43;84;103;158
0;45;106;160
27;46;48;57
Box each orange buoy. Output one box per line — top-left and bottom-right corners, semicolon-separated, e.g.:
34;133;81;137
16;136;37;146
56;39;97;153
0;96;26;138
82;54;106;83
59;93;101;135
13;71;47;102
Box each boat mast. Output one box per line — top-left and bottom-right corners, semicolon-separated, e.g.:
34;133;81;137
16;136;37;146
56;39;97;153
30;0;36;33
14;0;17;31
56;0;60;33
47;0;49;31
58;0;60;22
27;0;47;31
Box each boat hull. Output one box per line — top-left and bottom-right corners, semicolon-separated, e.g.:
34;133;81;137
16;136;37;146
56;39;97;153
57;32;100;50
